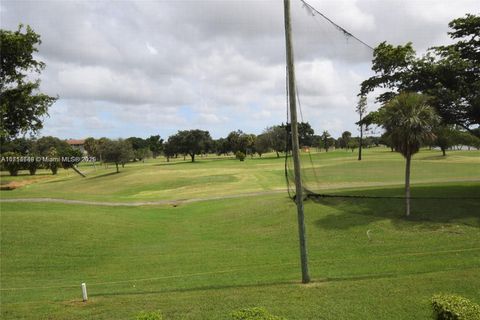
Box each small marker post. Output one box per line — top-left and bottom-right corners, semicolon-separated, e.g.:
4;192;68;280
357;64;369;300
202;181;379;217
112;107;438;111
81;283;88;302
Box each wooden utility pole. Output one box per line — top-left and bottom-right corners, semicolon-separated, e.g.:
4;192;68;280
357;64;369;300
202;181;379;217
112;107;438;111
283;0;311;284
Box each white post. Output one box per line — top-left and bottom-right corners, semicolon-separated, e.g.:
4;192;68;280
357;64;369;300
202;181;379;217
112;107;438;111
81;283;88;302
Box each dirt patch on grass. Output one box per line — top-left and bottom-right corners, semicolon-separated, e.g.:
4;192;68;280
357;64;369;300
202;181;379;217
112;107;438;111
0;175;53;190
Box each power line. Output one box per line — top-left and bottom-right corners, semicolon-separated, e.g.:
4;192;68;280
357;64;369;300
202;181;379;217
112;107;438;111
299;0;374;51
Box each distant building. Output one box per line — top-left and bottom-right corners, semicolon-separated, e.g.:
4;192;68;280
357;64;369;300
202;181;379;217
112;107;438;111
66;139;86;154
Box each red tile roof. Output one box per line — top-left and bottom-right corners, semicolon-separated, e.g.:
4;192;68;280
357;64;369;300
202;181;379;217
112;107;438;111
66;139;85;145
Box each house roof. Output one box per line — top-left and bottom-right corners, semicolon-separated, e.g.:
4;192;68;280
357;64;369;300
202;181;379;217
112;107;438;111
66;139;85;145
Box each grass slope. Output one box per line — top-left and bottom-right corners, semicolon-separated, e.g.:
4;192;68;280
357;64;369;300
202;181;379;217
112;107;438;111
1;148;479;202
1;184;479;319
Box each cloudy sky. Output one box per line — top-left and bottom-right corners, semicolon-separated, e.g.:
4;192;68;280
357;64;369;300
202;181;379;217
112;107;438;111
1;0;479;139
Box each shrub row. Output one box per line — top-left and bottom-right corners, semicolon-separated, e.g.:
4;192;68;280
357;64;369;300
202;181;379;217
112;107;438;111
432;294;480;320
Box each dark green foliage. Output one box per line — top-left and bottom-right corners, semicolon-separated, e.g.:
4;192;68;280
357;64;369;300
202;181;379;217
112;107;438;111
264;126;287;157
147;135;163;158
360;14;480;131
235;151;246;161
172;130;212;162
83;137;98;157
46;147;59;175
36;136;69;156
1;151;22;176
321;130;332;151
135;310;163;320
380;93;439;158
434;126;456;156
212;137;230;156
227;130;255;155
134;147;152;162
0;25;57;139
231;307;286;320
254;133;271;157
99;139;134;173
432;294;480;320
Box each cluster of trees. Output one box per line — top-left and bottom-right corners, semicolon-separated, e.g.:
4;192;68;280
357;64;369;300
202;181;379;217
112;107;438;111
356;14;480;216
0;136;83;176
360;14;479;134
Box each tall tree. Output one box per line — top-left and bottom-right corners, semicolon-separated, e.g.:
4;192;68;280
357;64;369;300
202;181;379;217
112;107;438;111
147;135;163;158
356;96;367;160
379;92;439;216
254;133;271;157
0;25;57;139
321;131;331;152
297;122;315;147
99;139;134;173
360;14;480;133
341;131;352;149
434;125;456;156
266;126;287;157
175;130;212;162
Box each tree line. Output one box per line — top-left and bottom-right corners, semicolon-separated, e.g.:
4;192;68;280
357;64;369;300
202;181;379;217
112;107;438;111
2;120;478;177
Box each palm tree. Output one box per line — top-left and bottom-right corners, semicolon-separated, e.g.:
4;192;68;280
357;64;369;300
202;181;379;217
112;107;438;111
381;92;439;216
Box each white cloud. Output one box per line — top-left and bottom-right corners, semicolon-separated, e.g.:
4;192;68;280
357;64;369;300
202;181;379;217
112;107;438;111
2;0;478;139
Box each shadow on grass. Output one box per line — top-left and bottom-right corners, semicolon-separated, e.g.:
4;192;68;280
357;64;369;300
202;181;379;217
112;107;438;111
88;265;477;299
87;171;120;180
311;183;480;230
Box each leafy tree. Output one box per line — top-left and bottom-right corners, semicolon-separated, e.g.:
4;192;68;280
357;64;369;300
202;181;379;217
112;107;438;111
99;139;134;173
126;137;148;150
134;147;152;162
347;138;359;152
163;139;177;162
147;135;163;158
454;130;480;150
83;137;98;158
380;132;394;151
360;14;480;133
341;131;352;149
298;122;315;147
356;96;367;160
212;138;230;156
264;126;287;157
226;130;255;156
434;125;456;156
321;131;332;152
378;92;439;216
254;133;271;157
0;25;57;139
1;151;22;176
36;136;69;156
174;130;212;162
47;147;60;175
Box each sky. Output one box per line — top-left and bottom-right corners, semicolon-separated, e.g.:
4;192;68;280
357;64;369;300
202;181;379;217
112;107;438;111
1;0;479;140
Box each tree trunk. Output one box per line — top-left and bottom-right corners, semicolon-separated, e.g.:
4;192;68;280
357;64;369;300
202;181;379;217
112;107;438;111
190;153;195;162
276;151;280;158
358;125;363;160
442;148;446;156
405;155;411;217
115;162;119;173
72;165;86;177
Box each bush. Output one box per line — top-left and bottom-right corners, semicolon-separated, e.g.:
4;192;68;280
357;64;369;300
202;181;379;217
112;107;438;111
135;311;163;320
432;294;480;320
1;152;22;176
230;307;286;320
235;151;246;161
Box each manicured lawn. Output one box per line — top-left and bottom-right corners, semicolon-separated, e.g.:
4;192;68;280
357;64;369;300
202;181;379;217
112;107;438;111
1;148;479;319
1;148;479;201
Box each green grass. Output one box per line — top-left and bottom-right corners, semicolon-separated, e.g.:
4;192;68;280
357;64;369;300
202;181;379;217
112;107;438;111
1;148;479;319
1;148;479;202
